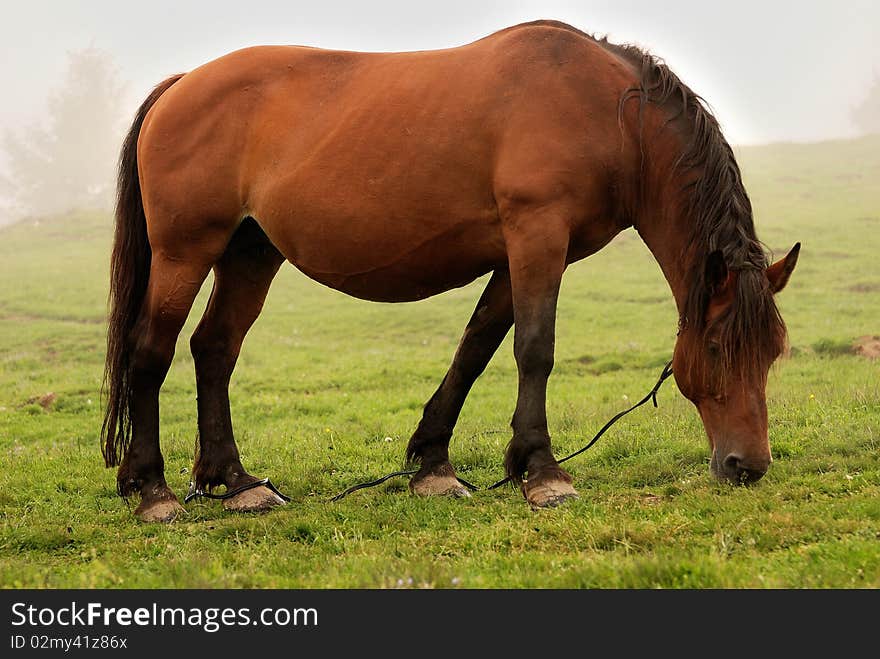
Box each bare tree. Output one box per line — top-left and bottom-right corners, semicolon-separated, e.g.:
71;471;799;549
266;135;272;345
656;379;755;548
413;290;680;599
852;74;880;135
0;47;128;220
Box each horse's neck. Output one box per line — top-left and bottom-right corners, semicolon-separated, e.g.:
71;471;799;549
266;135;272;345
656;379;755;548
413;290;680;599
628;101;756;321
633;175;696;317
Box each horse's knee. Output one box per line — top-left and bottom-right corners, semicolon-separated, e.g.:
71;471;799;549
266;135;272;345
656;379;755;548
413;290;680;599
514;331;555;378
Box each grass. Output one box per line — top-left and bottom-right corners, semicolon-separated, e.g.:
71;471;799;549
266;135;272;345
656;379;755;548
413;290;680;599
0;135;878;588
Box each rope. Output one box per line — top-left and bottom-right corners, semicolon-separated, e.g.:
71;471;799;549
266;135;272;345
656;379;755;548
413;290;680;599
330;359;674;500
184;477;292;504
486;359;673;489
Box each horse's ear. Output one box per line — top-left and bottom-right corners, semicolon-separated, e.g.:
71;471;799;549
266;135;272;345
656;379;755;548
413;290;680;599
766;242;800;294
705;250;729;296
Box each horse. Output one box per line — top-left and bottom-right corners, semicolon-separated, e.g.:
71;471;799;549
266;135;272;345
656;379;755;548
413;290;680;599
101;20;799;522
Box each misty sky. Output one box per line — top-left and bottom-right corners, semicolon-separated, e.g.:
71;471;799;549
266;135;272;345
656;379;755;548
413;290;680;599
1;0;878;147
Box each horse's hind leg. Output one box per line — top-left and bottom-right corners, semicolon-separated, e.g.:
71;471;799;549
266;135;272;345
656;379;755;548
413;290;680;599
189;219;285;512
406;270;513;496
118;256;213;522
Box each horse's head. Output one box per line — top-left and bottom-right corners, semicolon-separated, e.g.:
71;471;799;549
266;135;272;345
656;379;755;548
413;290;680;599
673;243;800;484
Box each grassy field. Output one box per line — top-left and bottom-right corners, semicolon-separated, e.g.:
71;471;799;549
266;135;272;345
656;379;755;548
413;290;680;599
0;136;878;588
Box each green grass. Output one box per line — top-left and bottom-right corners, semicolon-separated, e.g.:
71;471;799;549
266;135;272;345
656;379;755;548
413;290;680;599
1;136;878;588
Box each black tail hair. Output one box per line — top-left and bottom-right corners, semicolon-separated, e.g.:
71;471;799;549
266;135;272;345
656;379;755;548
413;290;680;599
101;74;184;470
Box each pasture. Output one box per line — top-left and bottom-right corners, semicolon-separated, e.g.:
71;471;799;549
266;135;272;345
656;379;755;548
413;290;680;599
0;136;878;588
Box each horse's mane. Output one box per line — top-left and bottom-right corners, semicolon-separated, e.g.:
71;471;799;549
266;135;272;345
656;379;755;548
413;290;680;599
591;29;788;381
489;21;787;380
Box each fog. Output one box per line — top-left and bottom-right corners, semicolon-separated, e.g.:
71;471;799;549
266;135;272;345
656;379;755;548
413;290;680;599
1;0;878;224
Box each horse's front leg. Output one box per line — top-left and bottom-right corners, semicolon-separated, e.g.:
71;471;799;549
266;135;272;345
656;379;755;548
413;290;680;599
502;207;579;509
406;269;513;496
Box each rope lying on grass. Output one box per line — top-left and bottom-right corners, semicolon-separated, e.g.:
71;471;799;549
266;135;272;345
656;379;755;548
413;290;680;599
184;477;292;504
330;359;674;501
329;471;480;502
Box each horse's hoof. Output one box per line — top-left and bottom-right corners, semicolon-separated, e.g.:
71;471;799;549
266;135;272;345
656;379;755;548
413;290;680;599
523;480;579;510
135;498;186;523
410;473;471;498
223;485;286;512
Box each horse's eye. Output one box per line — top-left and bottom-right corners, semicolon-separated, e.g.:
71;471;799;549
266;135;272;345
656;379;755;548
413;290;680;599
707;342;721;358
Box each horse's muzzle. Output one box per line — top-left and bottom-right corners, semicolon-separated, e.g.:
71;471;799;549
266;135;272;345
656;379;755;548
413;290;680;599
711;452;770;484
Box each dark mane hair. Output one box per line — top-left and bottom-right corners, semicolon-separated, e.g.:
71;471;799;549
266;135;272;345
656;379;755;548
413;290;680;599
495;22;787;381
594;33;788;382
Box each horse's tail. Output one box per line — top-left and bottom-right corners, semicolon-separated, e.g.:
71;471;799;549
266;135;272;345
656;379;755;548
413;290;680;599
102;74;184;469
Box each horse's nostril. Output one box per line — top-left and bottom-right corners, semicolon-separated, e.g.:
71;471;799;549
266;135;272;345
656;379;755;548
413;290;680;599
722;454;768;484
722;454;746;482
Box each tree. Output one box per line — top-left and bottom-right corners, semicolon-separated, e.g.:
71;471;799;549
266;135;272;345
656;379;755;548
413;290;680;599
0;47;128;219
852;74;880;136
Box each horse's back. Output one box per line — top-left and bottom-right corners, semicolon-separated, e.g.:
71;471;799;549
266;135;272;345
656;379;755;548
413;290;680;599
137;23;638;301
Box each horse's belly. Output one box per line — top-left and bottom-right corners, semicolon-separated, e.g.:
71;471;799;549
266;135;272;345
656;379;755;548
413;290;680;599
296;258;492;302
264;213;505;302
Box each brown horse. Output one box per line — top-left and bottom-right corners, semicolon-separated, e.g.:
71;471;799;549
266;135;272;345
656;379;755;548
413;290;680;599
102;20;799;521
